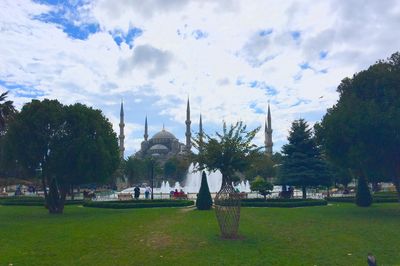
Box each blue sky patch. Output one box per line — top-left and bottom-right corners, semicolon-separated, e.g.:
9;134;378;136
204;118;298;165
299;62;310;70
33;0;100;40
249;102;264;114
248;80;278;96
259;29;273;37
192;29;208;40
236;79;245;86
319;50;328;59
0;80;45;98
111;27;143;48
291;31;301;40
319;68;328;74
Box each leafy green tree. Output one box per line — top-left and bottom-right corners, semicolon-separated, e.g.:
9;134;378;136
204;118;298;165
163;157;189;182
164;159;177;179
317;52;400;201
192;121;260;184
4;100;120;213
250;176;273;200
0;91;17;136
196;171;213;210
0;91;17;178
124;156;146;186
355;175;373;207
279;119;332;199
244;151;276;181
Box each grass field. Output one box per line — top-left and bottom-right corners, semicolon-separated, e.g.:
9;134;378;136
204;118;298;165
1;203;400;266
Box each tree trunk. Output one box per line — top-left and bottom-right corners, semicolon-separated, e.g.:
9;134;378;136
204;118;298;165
263;194;267;201
71;184;74;200
302;186;306;199
221;173;228;189
41;175;49;210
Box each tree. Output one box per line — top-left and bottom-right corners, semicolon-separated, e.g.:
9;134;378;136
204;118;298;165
124;156;146;186
244;151;276;181
0;91;17;179
192;121;260;183
4;100;120;213
279;119;331;199
196;171;213;210
317;52;400;201
192;121;260;239
163;156;190;182
250;176;273;200
0;91;17;136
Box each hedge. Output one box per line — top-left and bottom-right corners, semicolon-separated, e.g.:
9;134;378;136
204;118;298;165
242;198;311;203
326;196;399;203
84;200;194;209
0;197;84;206
241;199;327;208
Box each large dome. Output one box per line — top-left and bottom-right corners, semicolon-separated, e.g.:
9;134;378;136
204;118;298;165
151;129;177;140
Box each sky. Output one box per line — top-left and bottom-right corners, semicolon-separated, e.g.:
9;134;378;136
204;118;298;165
1;0;400;157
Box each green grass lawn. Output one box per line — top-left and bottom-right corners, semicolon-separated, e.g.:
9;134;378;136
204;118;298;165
1;203;400;266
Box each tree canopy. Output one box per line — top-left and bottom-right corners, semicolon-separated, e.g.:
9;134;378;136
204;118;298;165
279;119;331;199
3;99;120;213
192;121;260;184
0;91;17;136
123;156;146;186
317;52;400;199
244;151;276;181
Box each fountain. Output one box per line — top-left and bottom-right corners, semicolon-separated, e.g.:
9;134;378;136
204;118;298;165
183;163;223;193
120;163;251;195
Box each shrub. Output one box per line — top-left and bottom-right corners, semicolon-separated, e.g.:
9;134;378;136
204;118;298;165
241;199;327;208
355;176;373;207
196;171;213;210
83;200;194;209
250;176;273;200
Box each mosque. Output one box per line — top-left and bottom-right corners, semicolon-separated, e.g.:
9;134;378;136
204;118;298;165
117;99;273;160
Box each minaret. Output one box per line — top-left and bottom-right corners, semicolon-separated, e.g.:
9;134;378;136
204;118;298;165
185;98;191;151
144;116;148;141
265;103;273;156
199;114;203;153
119;100;125;159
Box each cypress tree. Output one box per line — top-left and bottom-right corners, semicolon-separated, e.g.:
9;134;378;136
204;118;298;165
196;171;213;210
355;175;373;207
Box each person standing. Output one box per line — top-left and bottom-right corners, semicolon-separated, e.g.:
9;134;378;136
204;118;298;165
134;186;140;200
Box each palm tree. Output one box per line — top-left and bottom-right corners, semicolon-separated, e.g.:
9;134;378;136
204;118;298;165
0;91;16;135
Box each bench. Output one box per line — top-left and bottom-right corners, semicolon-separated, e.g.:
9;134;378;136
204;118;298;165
173;193;188;200
118;193;133;201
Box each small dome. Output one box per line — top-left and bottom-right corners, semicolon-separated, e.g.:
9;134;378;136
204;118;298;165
149;144;169;151
151;129;176;140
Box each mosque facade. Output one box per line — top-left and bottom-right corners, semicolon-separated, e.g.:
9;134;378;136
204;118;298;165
118;100;273;160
